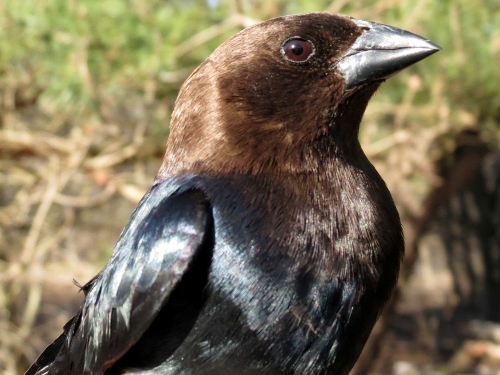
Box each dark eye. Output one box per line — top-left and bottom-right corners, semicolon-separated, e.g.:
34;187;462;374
281;37;315;62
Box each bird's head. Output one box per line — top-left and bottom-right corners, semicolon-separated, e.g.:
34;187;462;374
159;13;439;178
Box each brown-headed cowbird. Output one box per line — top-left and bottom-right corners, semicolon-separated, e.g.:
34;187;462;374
27;12;439;375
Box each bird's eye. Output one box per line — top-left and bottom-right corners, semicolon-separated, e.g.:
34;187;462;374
281;37;315;63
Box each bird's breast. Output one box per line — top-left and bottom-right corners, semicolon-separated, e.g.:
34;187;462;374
167;170;402;373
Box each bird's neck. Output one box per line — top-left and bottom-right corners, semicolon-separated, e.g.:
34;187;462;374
157;78;379;179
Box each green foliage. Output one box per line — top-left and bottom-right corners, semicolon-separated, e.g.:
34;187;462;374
1;0;233;116
1;0;498;135
421;0;500;120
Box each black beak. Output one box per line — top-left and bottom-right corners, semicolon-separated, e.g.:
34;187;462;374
334;19;441;90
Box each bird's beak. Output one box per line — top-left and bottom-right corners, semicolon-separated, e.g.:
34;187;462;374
333;19;441;90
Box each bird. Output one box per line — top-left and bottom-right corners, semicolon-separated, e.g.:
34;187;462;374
26;12;439;375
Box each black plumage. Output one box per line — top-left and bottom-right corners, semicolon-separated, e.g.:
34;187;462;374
27;12;439;375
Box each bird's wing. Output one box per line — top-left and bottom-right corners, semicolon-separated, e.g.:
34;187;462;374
27;178;212;375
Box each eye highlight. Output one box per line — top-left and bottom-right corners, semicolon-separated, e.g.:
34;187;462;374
281;37;315;63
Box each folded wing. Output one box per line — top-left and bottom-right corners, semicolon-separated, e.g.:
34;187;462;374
27;178;212;375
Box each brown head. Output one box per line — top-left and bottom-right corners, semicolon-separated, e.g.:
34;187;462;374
158;12;439;179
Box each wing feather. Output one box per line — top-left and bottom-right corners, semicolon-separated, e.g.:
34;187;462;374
27;178;211;375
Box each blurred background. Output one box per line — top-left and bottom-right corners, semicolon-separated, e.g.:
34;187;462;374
1;0;499;374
